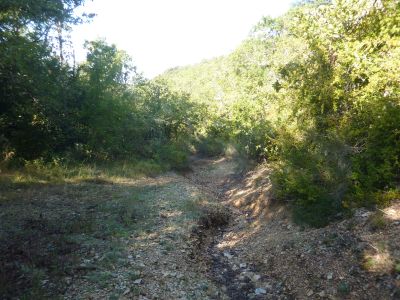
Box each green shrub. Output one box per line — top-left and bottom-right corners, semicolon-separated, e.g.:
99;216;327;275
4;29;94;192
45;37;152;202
156;143;189;170
342;99;400;209
130;160;163;177
272;133;350;227
195;136;226;157
227;104;276;161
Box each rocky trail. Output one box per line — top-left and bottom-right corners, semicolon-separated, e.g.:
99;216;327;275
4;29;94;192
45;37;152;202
184;157;291;299
180;156;400;300
1;156;400;299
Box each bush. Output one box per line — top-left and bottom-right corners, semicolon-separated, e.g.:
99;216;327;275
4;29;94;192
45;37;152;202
344;99;400;207
156;143;189;170
195;136;226;157
272;133;350;227
130;160;163;177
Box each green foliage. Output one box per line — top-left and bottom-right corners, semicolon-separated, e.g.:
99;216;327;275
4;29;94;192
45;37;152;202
376;190;400;207
85;271;114;289
271;131;351;226
0;0;200;170
156;143;189;171
195;136;226;157
2;0;399;227
395;263;400;273
226;99;276;160
158;0;400;226
0;158;164;186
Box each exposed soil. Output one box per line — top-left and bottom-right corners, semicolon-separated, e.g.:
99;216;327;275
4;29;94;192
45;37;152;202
182;157;400;300
1;156;400;299
203;160;400;300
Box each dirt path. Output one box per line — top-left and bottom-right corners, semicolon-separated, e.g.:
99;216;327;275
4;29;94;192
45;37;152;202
186;157;400;300
64;156;239;300
182;157;265;299
61;156;243;300
2;156;399;299
1;156;237;299
186;158;293;300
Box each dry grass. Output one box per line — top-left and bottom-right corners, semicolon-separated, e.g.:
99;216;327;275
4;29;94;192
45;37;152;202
0;163;157;299
0;158;227;299
0;159;163;187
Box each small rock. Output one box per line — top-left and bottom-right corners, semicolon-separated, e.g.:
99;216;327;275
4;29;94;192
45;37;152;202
242;272;253;282
252;274;261;281
199;283;208;291
41;279;49;285
307;290;314;297
239;282;250;289
133;279;142;284
128;255;133;259
162;271;170;277
327;273;333;280
232;264;239;271
223;251;233;259
255;288;267;295
123;288;131;295
318;291;326;297
240;263;247;268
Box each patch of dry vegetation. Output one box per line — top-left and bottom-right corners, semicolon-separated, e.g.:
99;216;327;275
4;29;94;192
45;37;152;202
0;175;153;298
0;158;231;299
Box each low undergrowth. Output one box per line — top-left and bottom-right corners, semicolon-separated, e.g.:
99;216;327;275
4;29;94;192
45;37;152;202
0;156;227;299
0;158;164;187
0;175;154;299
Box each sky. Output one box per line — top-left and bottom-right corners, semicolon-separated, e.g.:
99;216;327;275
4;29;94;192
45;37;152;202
70;0;293;78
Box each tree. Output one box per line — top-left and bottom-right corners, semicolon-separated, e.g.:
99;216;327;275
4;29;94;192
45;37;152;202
0;0;89;159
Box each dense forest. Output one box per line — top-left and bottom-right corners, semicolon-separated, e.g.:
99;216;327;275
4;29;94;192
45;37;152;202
1;0;399;226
